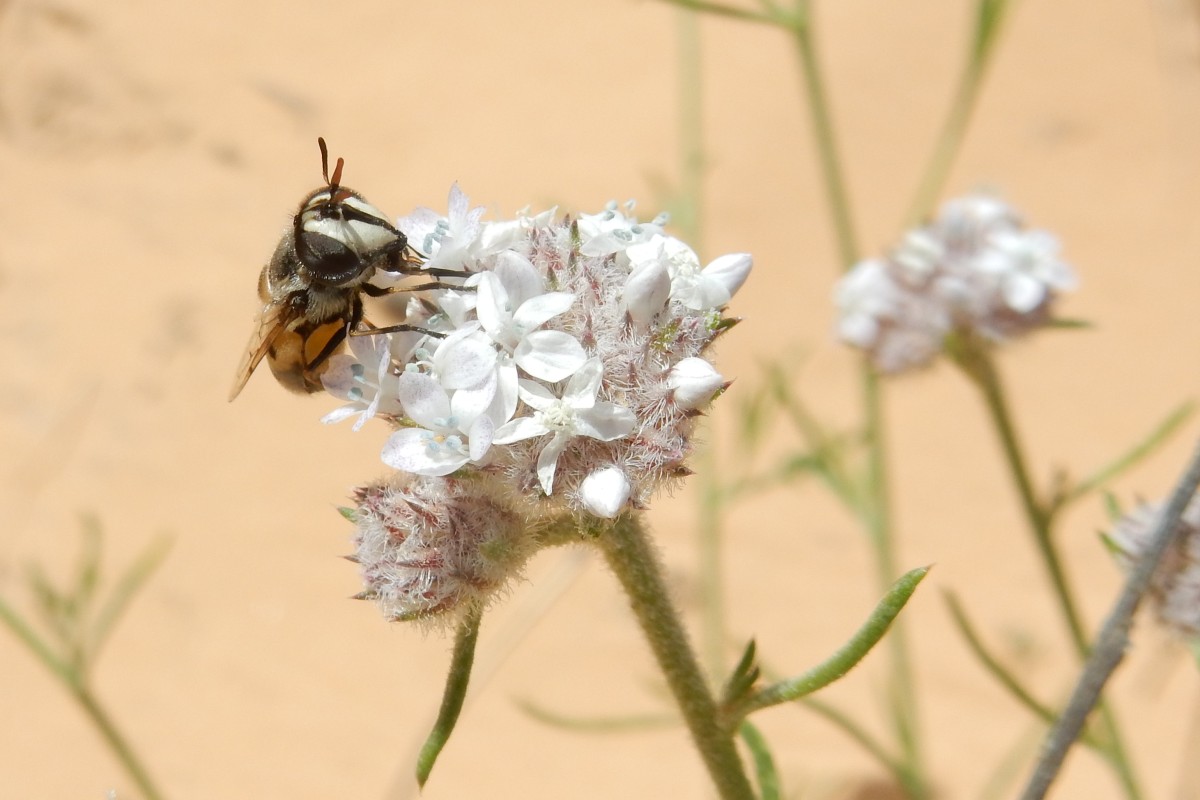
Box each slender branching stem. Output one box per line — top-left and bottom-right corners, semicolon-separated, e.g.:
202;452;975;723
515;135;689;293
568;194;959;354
71;679;167;800
1020;440;1200;799
957;341;1142;799
598;514;756;800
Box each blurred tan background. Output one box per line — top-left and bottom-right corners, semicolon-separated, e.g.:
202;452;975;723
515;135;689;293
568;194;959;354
2;0;1200;797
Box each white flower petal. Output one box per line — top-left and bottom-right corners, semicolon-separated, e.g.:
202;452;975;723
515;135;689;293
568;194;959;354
450;368;498;427
493;415;550;444
513;292;576;331
396;372;452;430
492;251;543;307
579;467;631;519
536;433;571;494
434;335;497;389
474;272;508;340
516;378;557;411
515;331;587;382
381;429;469;476
467;415;494;461
563;358;603;408
702;253;752;300
575;402;636;441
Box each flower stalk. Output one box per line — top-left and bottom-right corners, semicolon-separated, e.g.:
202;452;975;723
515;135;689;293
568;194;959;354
597;513;756;800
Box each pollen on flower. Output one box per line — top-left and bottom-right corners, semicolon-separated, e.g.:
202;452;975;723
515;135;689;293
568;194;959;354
834;193;1076;373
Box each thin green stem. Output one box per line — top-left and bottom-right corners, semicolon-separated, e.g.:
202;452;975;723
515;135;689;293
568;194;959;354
789;4;927;794
790;1;859;269
956;342;1142;799
71;680;166;800
672;7;727;682
904;0;1011;226
959;346;1087;652
598;515;755;800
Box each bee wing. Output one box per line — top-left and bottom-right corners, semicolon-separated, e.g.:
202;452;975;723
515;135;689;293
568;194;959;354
228;299;294;401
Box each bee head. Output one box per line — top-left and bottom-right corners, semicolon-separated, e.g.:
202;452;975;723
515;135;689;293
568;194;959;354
293;137;405;287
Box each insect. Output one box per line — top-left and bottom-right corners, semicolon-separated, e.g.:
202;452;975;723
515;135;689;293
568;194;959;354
230;138;453;401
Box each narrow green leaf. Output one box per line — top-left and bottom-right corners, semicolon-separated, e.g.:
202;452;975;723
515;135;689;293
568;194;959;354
336;506;357;523
416;606;484;788
944;592;1057;724
1044;317;1093;330
1061;402;1195;508
86;535;172;663
738;721;781;800
73;515;104;617
721;639;760;706
944;592;1103;752
736;566;929;718
25;563;72;649
1102;491;1124;522
515;698;677;732
0;594;73;682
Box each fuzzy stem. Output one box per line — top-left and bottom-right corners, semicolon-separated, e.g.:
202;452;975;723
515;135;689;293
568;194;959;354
598;514;755;800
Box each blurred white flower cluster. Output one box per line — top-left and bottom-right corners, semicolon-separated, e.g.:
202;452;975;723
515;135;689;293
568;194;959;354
1109;497;1200;642
834;194;1077;373
327;187;751;622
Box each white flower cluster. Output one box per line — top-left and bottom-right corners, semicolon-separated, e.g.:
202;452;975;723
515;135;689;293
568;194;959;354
327;187;751;622
1110;498;1200;641
834;194;1077;373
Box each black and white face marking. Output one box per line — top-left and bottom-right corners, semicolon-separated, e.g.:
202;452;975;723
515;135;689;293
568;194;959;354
293;138;407;287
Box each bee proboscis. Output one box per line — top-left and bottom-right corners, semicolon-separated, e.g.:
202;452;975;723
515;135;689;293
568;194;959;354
230;138;454;401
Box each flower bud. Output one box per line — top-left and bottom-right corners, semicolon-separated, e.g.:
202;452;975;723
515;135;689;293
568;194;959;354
578;466;632;519
667;357;725;410
350;475;533;624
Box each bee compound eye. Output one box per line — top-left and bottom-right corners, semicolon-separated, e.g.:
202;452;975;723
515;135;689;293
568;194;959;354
298;231;367;286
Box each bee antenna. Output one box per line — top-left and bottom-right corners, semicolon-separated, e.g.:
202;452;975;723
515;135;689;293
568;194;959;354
318;137;331;182
317;136;346;191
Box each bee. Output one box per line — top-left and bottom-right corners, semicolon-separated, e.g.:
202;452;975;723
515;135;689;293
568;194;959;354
230;138;452;401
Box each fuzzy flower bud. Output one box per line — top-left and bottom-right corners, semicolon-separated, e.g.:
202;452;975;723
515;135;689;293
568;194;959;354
1108;497;1200;640
834;193;1076;373
350;474;533;625
668;357;726;410
578;466;632;519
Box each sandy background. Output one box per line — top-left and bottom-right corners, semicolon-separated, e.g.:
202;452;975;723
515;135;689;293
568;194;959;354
2;0;1200;798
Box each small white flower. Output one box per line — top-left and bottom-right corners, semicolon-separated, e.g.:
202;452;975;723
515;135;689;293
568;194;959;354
395;183;485;272
382;372;493;476
667;357;726;410
578;466;632;518
976;229;1076;314
475;260;586;382
321;333;401;430
492;358;636;494
577;201;664;257
628;235;751;311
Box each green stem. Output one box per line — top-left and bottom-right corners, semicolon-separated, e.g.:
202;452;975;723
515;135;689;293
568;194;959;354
790;1;859;269
598;515;755;800
957;342;1142;799
960;346;1088;652
790;5;928;794
72;680;166;800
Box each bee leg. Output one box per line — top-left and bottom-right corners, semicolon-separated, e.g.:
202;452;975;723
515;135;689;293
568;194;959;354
361;282;473;296
349;323;447;338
